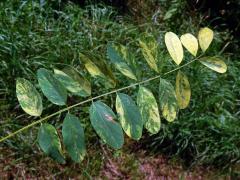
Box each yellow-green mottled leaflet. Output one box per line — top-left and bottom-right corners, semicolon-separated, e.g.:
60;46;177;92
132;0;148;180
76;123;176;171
107;44;137;81
16;78;43;116
176;71;191;109
116;93;143;140
37;68;67;106
137;86;161;134
159;78;178;122
54;67;91;97
199;57;227;73
89;101;124;149
38;123;65;164
62;113;86;163
138;33;159;72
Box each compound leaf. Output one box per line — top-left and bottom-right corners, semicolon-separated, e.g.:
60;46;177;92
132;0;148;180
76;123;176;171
198;27;214;52
176;71;191;109
89;101;124;149
159;78;178;122
116;93;143;140
37;68;67;106
62;113;86;163
16;78;43;116
38;123;65;164
137;86;161;134
165;32;183;65
107;44;137;81
180;33;198;56
54;67;91;97
138;34;159;72
199;57;227;73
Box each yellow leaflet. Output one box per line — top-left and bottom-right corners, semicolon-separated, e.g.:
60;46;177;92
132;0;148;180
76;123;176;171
198;27;214;52
165;32;184;65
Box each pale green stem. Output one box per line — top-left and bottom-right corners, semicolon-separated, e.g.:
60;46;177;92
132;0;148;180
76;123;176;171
0;57;201;143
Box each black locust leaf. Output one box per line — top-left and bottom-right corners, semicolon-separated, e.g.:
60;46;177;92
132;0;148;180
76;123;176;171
159;78;178;122
37;68;67;106
89;101;124;149
54;67;91;97
137;86;161;134
16;78;43;116
62;113;86;163
107;44;137;80
116;93;143;140
38;123;65;164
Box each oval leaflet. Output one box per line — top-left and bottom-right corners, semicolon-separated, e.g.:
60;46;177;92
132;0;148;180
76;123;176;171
198;27;214;52
175;71;191;109
137;86;161;134
62;113;86;163
37;68;67;106
16;78;43;116
159;78;178;122
165;32;184;65
38;123;65;164
116;93;143;140
199;57;227;73
180;33;198;56
89;101;124;149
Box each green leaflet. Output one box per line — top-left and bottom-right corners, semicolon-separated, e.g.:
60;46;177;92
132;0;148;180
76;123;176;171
138;33;159;72
165;32;183;65
62;114;86;163
199;57;227;73
176;71;191;109
79;53;116;88
180;33;198;57
37;68;67;106
89;101;124;149
38;123;65;164
107;44;137;81
54;67;91;97
16;78;43;116
116;93;143;140
137;86;161;134
159;78;178;122
198;27;214;52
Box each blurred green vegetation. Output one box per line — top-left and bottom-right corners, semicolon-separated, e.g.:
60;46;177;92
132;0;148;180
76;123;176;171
0;0;239;177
